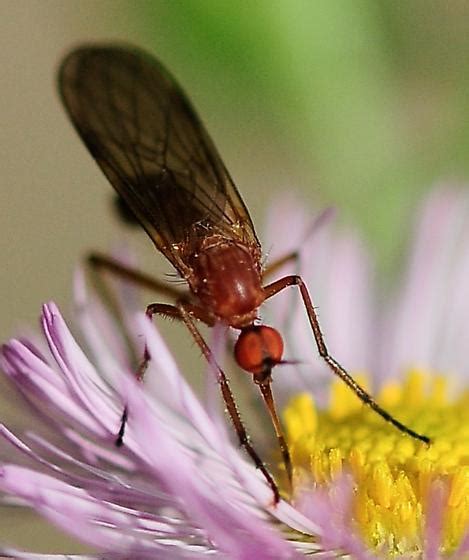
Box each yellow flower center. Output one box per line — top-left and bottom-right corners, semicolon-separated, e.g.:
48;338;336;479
283;369;468;556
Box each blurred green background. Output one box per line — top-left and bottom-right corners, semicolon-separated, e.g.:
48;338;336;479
2;0;469;553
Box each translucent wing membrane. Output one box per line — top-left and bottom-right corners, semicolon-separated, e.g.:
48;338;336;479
58;44;260;274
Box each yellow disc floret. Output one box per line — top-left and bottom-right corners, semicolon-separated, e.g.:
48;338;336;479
283;369;468;556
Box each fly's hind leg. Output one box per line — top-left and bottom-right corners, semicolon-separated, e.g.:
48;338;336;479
86;252;191;445
88;252;189;301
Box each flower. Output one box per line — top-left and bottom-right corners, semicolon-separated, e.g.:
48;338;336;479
0;187;468;559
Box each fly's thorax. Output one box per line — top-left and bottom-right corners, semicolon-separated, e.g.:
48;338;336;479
188;238;264;327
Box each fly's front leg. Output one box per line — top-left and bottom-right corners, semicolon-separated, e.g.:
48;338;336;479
176;303;281;504
263;275;431;445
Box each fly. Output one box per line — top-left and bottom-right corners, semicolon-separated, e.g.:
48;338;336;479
58;44;430;503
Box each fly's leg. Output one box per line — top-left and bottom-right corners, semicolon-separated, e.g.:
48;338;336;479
115;301;214;447
253;371;292;492
263;275;431;445
87;253;191;445
88;252;188;300
115;303;184;447
262;207;335;279
134;302;214;381
175;302;281;504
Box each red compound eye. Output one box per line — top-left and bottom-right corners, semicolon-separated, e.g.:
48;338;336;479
234;325;284;375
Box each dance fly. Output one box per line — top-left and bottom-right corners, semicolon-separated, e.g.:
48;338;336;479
58;44;430;503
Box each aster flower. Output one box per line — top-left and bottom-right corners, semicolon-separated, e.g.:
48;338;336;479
0;187;467;559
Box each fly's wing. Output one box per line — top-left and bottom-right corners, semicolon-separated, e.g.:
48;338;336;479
58;44;260;274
